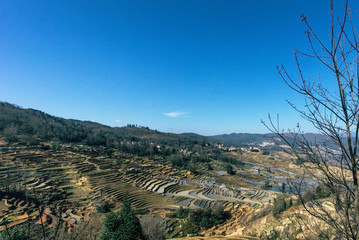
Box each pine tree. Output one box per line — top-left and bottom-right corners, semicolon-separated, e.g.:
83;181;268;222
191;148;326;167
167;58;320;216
98;199;145;240
118;199;145;240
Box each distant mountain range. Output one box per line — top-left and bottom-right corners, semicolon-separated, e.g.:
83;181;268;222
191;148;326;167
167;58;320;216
210;133;274;146
0;101;335;151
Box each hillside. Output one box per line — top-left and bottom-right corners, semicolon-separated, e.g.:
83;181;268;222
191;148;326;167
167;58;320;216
0;102;334;239
211;132;339;152
0;102;209;146
1;101;335;152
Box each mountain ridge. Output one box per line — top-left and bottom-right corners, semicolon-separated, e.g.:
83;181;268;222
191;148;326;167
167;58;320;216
0;101;329;150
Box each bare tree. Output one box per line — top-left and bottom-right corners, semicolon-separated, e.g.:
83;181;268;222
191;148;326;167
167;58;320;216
262;0;359;239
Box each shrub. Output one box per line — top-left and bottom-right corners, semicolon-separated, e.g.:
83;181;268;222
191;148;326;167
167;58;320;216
190;206;230;229
225;164;235;175
181;221;199;237
267;229;279;240
273;198;287;218
176;207;190;219
96;201;112;213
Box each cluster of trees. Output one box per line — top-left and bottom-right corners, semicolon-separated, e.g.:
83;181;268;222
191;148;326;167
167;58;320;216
175;206;230;236
167;147;244;174
190;207;230;229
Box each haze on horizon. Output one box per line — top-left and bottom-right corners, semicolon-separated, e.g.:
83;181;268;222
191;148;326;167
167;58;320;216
0;0;343;135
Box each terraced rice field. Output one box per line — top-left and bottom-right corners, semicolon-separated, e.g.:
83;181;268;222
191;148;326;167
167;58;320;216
0;147;275;236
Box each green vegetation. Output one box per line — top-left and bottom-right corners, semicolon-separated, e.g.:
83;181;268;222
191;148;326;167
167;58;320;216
0;102;209;149
266;229;279;240
272;197;293;218
98;200;145;240
181;221;200;236
273;198;287;218
190;207;230;228
0;102;245;175
96;201;113;213
175;206;231;236
0;225;27;240
225;164;235;175
176;207;190;219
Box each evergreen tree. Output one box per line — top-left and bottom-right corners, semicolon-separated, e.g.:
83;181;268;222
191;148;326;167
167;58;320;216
98;199;145;240
118;200;145;240
98;211;122;240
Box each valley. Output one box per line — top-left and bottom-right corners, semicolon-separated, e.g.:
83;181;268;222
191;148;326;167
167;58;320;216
0;103;326;239
0;141;304;239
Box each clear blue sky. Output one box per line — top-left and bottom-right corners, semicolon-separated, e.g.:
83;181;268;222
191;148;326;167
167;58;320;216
0;0;348;135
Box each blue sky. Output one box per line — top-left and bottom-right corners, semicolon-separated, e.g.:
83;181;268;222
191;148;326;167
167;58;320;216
0;0;348;135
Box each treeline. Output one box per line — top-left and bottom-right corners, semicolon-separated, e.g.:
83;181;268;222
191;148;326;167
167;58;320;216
0;102;209;148
0;102;110;144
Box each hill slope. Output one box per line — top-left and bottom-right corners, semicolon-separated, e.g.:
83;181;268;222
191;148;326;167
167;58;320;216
0;102;214;148
0;101;334;151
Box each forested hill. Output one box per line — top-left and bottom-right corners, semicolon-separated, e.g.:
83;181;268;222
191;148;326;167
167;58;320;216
0;101;330;151
0;102;206;147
